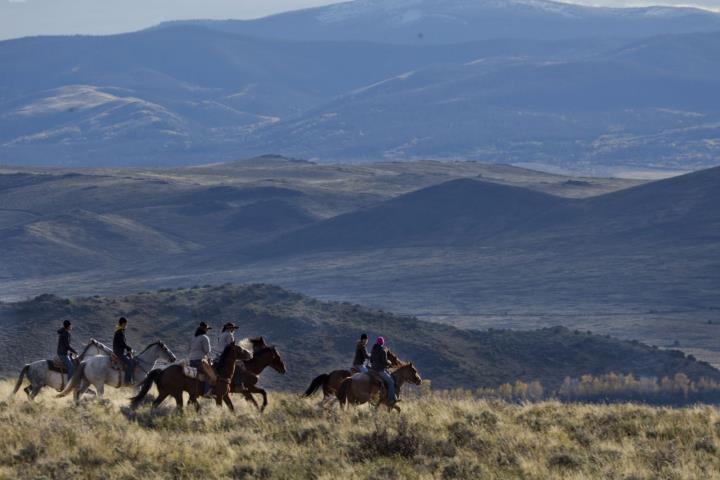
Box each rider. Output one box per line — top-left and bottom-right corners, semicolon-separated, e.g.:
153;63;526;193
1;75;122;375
189;321;212;395
57;320;77;378
215;322;237;361
113;317;134;385
370;336;397;406
352;333;370;373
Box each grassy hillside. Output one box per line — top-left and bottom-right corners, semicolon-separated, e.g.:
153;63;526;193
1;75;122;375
1;382;719;479
1;284;717;392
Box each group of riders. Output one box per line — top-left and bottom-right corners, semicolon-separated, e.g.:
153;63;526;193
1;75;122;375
56;317;133;382
56;318;402;407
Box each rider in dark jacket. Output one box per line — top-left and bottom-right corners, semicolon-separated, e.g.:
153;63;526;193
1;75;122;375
370;336;396;405
113;317;134;384
352;333;370;372
57;320;77;377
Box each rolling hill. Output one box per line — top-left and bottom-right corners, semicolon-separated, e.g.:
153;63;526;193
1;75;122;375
249;166;720;255
1;284;717;392
0;161;717;373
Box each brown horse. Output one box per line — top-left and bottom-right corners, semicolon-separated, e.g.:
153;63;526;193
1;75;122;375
303;350;402;408
337;363;422;412
130;343;251;412
231;346;286;411
304;369;352;407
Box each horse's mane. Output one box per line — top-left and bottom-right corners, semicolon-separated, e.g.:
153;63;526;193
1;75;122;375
217;343;235;367
136;341;162;356
79;338;113;359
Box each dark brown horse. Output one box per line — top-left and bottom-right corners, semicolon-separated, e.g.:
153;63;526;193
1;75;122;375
303;350;402;408
231;346;286;411
337;363;422;412
130;344;251;412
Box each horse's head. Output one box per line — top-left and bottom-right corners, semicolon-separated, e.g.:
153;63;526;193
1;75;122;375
398;362;422;385
248;336;269;353
269;346;287;374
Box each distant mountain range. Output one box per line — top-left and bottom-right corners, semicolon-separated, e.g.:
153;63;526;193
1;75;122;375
1;0;720;172
158;0;720;44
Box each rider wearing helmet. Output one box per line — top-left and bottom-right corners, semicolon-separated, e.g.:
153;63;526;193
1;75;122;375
57;320;77;377
370;336;397;405
113;317;134;384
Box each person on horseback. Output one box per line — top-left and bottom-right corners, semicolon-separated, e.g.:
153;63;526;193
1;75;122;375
370;336;397;406
215;322;237;361
57;320;77;378
352;333;370;373
189;321;212;394
113;317;134;384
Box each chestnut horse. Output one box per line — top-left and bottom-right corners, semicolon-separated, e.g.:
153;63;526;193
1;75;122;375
130;343;251;412
303;350;401;408
337;363;422;412
231;346;286;411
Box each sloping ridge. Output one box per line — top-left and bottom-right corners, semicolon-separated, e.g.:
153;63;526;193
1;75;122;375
250;166;720;257
250;178;568;255
558;165;720;243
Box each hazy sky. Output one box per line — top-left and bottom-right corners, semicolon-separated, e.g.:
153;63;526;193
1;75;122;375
1;0;719;41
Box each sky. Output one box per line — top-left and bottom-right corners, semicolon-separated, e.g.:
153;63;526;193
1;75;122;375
1;0;719;41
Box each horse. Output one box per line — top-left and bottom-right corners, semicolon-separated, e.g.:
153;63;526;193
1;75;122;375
337;363;422;412
303;350;402;408
130;343;251;412
12;339;114;399
57;341;176;403
231;345;286;411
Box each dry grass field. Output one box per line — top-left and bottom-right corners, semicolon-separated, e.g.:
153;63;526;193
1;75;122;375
1;381;719;479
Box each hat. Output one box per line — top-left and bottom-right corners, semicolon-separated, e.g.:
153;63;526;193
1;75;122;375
222;322;238;332
360;333;368;340
376;336;385;346
118;317;128;325
199;321;212;330
63;320;72;328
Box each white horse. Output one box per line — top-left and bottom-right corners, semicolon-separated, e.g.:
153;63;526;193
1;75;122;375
57;341;176;402
12;339;114;399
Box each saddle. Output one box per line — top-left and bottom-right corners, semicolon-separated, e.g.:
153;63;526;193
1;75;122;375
109;355;125;371
182;360;218;386
47;356;78;374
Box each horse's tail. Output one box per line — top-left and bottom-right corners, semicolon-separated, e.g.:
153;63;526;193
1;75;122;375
337;378;352;407
56;362;85;398
130;368;162;409
303;373;329;397
12;364;30;395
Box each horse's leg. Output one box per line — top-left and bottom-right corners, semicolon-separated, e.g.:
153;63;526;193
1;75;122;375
23;385;32;398
248;386;268;412
95;381;105;400
30;384;42;400
189;394;201;412
223;394;235;412
241;390;261;410
173;393;184;412
152;391;168;410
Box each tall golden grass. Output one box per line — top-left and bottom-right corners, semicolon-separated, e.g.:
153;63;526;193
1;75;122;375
1;380;719;479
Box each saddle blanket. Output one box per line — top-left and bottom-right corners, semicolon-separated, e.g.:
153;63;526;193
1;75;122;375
47;358;69;373
182;364;207;382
